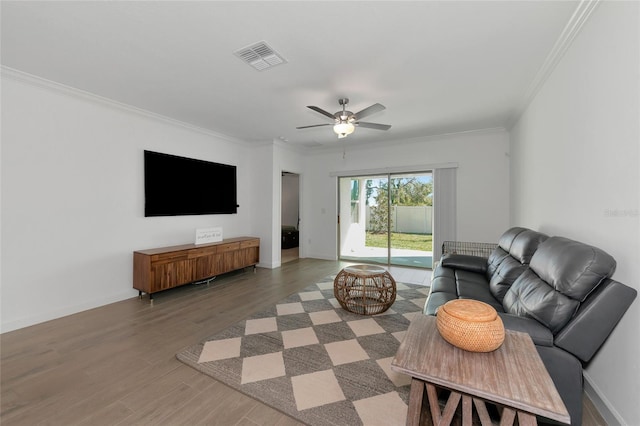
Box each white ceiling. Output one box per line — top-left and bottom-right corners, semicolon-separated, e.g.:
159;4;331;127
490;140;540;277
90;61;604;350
1;1;582;147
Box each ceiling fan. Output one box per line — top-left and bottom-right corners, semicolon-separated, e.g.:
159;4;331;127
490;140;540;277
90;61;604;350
296;98;391;139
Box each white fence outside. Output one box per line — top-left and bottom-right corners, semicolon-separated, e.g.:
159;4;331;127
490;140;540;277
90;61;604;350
366;205;433;234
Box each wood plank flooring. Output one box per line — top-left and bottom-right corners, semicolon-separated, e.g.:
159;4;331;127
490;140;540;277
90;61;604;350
281;248;299;264
1;259;604;425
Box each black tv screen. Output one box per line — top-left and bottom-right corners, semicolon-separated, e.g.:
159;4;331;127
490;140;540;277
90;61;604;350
144;150;237;216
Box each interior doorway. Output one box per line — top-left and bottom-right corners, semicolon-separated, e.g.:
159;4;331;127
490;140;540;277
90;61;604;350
281;171;300;264
338;172;433;269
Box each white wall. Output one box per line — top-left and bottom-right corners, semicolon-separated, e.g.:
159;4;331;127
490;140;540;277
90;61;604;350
302;129;511;260
509;2;639;424
0;73;255;332
248;142;305;268
248;143;276;268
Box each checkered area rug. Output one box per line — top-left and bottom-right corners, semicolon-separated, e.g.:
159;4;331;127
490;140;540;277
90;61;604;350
176;275;429;426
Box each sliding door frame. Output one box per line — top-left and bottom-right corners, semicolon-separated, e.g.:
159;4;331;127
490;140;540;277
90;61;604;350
335;167;448;269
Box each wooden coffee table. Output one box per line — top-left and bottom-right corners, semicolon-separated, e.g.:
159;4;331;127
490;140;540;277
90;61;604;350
391;315;570;426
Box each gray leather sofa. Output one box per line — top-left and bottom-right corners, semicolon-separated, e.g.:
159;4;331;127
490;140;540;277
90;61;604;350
424;227;637;425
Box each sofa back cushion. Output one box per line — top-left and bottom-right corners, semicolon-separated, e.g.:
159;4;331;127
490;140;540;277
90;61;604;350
486;227;528;280
509;230;549;264
489;257;526;302
488;230;548;302
502;237;616;334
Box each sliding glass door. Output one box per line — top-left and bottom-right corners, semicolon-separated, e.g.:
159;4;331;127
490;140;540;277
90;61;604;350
388;172;433;268
338;171;433;269
339;174;389;267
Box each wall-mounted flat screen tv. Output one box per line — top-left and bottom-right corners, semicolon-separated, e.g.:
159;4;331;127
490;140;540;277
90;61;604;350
144;150;237;217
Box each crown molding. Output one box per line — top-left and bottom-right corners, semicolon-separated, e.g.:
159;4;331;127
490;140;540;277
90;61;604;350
329;162;459;178
304;126;508;156
1;66;250;147
273;138;309;154
508;0;600;129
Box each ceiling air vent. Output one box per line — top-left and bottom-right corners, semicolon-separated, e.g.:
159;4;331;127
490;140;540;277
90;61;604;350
234;41;287;71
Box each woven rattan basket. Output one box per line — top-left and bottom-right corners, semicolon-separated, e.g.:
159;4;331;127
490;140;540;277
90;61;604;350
436;299;505;352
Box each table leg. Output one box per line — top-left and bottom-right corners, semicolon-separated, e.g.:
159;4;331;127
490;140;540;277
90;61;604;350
517;412;537;426
407;378;425;426
426;383;441;424
473;398;493;426
462;395;473;426
440;389;461;424
500;408;517;426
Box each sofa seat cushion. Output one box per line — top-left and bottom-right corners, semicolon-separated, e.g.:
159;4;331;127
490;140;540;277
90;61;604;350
455;270;489;289
459;293;505;312
427;266;505;313
424;291;457;315
432;261;455;279
430;265;457;294
498;313;554;346
430;276;457;295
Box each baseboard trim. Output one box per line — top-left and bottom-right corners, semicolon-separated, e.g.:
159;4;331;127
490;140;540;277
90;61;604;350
583;372;623;425
257;261;278;269
0;290;135;334
305;253;337;261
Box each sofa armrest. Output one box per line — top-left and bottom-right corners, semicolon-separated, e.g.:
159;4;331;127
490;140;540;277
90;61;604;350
554;279;637;362
498;313;554;347
440;253;488;274
536;345;584;426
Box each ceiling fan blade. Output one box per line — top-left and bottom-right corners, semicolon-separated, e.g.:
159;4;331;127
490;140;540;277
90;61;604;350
296;123;332;129
355;122;391;131
353;103;385;120
307;106;336;120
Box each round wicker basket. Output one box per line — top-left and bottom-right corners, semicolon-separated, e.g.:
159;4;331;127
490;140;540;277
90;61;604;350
333;265;396;315
436;299;505;352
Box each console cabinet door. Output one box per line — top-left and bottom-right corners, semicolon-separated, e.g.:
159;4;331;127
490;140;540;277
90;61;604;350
236;247;259;269
238;239;260;268
151;260;196;292
196;254;223;279
217;242;240;272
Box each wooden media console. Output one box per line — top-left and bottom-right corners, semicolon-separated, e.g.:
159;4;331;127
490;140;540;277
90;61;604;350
133;236;260;301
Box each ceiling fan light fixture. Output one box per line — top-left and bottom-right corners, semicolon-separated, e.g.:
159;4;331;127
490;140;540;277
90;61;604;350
334;122;355;138
298;98;389;139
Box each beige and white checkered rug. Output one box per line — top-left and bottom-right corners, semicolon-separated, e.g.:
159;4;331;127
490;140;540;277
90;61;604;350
176;274;429;426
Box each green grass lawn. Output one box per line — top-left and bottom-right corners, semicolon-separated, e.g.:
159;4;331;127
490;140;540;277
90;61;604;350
365;232;432;252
